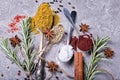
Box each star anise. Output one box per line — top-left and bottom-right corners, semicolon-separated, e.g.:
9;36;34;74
9;35;21;48
46;61;59;73
43;28;54;40
103;48;114;58
79;23;89;33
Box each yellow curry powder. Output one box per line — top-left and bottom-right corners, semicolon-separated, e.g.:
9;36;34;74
53;14;59;26
30;3;59;34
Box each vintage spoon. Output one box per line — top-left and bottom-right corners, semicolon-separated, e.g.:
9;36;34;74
58;9;77;62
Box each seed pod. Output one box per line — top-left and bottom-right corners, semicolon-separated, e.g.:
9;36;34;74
50;24;64;44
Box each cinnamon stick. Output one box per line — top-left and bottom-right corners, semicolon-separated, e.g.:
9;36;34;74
74;51;83;80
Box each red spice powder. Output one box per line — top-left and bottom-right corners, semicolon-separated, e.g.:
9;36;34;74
70;34;93;51
70;36;78;51
77;34;93;51
8;15;26;33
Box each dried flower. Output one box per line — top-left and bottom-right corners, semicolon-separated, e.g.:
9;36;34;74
79;23;89;33
103;48;114;58
9;35;21;47
46;61;58;73
8;15;26;33
43;28;54;40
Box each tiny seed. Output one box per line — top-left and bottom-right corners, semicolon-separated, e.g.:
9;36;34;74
59;1;62;3
50;2;54;4
58;8;62;12
35;0;38;3
7;66;9;69
72;6;75;9
68;2;71;5
56;0;58;2
59;5;63;7
1;74;4;77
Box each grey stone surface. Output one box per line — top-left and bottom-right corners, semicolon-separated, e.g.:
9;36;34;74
0;0;120;80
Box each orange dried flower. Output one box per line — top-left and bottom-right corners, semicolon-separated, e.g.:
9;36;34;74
9;35;21;48
80;23;89;33
103;48;114;58
43;28;54;40
46;61;58;73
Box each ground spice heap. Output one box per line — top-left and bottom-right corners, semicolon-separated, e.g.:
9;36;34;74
70;34;93;51
30;3;59;34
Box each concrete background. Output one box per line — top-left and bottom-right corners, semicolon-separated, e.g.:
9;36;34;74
0;0;120;80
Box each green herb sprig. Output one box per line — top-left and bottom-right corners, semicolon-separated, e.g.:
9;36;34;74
0;18;36;80
85;36;111;80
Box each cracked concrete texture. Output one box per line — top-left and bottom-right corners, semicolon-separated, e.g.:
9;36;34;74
0;0;120;80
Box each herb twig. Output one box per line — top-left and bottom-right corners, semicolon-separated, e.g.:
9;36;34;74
85;36;110;80
0;18;37;80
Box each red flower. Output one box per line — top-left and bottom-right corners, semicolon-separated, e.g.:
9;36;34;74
14;15;26;22
8;22;16;27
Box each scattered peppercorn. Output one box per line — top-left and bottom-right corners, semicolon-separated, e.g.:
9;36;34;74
35;0;38;3
50;2;54;4
55;11;59;13
56;76;59;80
58;8;62;12
17;70;21;76
7;66;9;69
24;78;27;80
59;1;62;3
72;6;75;9
59;5;63;7
1;74;4;77
68;2;71;5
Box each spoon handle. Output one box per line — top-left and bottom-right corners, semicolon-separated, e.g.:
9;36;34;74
71;11;77;23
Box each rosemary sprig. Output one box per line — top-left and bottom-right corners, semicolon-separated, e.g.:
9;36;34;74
85;36;110;80
0;18;36;80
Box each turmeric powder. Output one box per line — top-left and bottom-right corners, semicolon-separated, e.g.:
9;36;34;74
30;3;59;34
